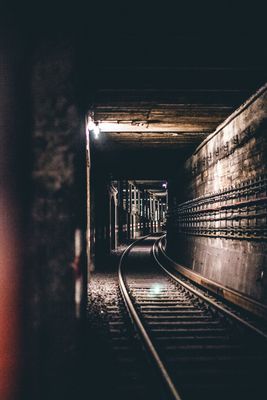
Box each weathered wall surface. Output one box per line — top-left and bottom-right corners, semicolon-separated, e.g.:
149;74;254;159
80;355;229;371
28;38;86;398
0;33;31;400
167;85;267;304
31;39;79;314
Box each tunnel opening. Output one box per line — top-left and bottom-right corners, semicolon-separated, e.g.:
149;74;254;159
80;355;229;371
84;85;267;399
85;81;267;315
86;114;173;271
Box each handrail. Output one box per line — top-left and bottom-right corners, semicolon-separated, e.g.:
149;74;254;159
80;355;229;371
118;235;182;400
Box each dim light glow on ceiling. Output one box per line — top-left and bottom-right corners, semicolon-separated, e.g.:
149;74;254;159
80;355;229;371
97;121;194;133
99;121;144;132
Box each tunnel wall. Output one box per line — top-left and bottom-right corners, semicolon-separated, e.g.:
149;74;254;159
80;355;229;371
167;85;267;305
28;38;87;396
30;39;81;315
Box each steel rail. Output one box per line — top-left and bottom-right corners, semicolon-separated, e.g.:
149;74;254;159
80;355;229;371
118;235;182;400
152;236;267;340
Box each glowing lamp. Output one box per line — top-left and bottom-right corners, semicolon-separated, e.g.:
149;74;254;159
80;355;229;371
94;124;100;139
87;117;95;131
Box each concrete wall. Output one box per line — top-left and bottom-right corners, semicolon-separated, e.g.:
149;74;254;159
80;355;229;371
0;32;31;400
28;38;86;397
30;38;83;314
167;84;267;304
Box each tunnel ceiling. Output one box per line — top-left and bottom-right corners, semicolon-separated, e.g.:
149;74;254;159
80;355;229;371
92;66;263;149
16;0;264;163
2;5;266;194
89;36;266;157
77;2;267;178
90;53;266;178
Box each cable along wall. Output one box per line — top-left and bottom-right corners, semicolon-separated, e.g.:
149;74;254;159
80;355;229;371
167;85;267;305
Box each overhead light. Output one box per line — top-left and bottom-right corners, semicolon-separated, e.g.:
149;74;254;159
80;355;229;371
87;116;101;140
94;124;100;139
87;116;95;131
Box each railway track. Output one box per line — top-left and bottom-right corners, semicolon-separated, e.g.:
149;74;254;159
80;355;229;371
119;234;267;399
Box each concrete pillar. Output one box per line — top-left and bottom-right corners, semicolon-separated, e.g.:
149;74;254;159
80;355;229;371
125;181;129;212
126;182;131;239
150;196;153;232
133;185;137;213
117;181;124;244
140;190;144;234
129;184;133;237
109;190;117;250
159;198;163;220
143;190;147;218
156;200;159;231
152;197;156;231
0;32;30;400
141;190;144;216
129;184;132;214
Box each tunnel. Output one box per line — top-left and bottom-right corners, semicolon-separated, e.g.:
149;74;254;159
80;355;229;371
0;2;267;400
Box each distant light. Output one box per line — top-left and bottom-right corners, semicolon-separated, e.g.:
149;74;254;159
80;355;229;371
162;182;167;188
149;283;164;296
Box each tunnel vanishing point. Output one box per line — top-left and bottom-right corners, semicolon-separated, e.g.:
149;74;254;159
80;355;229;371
0;2;267;400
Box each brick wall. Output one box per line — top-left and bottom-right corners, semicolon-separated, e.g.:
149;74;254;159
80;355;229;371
167;84;267;304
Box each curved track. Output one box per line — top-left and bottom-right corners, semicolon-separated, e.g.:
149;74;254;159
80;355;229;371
119;234;267;400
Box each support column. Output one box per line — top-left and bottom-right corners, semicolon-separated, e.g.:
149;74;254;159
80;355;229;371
144;190;147;219
127;183;131;239
0;33;30;400
150;195;153;232
117;181;124;244
152;197;156;232
156;200;159;231
133;185;136;237
159;198;162;220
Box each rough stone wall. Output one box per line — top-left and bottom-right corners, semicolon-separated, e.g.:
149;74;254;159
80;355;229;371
0;33;31;400
167;85;267;304
31;39;81;312
28;38;86;397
